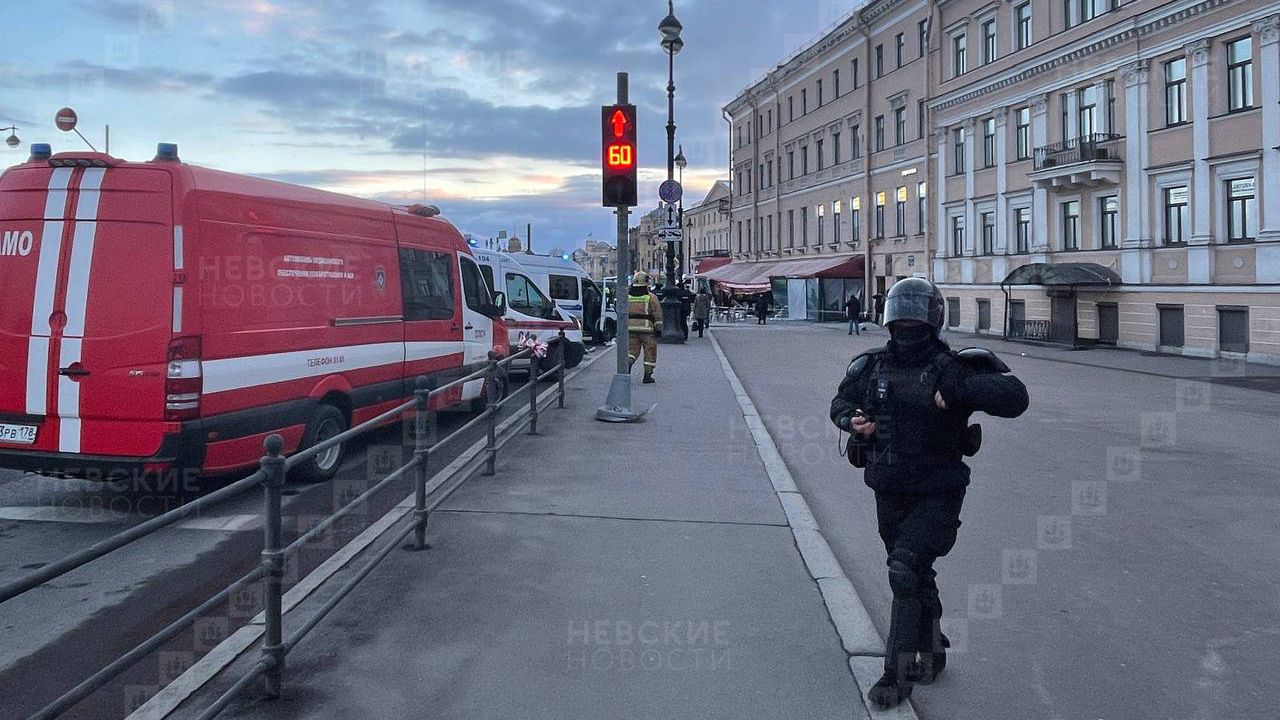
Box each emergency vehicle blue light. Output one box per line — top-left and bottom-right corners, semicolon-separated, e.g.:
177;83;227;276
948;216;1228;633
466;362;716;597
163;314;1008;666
155;143;181;162
561;254;570;260
468;238;478;246
29;144;52;160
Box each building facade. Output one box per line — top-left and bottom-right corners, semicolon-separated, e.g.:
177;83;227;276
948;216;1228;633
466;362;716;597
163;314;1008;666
628;206;666;281
722;0;932;319
684;180;733;261
931;0;1280;364
574;239;617;281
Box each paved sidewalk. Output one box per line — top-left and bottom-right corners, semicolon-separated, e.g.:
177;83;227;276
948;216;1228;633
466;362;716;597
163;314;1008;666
174;338;873;720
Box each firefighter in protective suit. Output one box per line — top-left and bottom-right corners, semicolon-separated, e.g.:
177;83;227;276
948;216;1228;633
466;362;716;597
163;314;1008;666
627;271;663;383
829;278;1029;710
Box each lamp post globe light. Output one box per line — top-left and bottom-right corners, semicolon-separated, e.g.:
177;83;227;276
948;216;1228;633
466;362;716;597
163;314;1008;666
658;0;685;344
2;126;20;149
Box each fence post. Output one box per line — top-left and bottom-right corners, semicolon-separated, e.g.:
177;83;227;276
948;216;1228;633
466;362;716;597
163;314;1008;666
412;376;435;551
259;434;287;698
556;329;567;409
485;351;499;476
528;348;540;435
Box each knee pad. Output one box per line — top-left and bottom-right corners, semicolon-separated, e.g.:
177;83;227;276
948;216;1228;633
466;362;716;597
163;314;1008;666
887;548;922;596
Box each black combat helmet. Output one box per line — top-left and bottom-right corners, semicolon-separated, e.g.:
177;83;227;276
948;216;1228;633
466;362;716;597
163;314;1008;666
883;277;945;331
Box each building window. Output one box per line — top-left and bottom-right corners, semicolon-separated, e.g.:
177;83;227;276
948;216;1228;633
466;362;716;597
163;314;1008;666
788;151;795;180
1227;38;1254;112
802;145;809;175
768;108;773;132
833;69;840;98
918;99;927;140
737;221;743;253
1100;196;1119;248
1015;107;1031;160
1015;207;1031;253
1218;307;1249;353
802;88;808;114
1016;2;1032;49
1063;0;1078;28
787;209;795;247
851;197;861;242
1164;186;1189;245
896;32;905;68
851;124;862;158
919;20;929;57
874;192;887;238
894;108;906;146
1158;305;1185;348
981;18;997;64
951;216;965;255
952;127;965;173
766;214;773;250
895;186;908;236
833;132;841;165
952;33;967;76
834;200;842;244
875;115;885;152
917;181;927;233
816;138;825;171
1062;200;1080;249
1165;58;1187;126
982;117;996;167
767;159;773;186
981;211;995;254
1077;85;1097;137
1227;177;1256;242
977;299;992;331
852;58;860;88
788;96;794;122
948;297;961;328
817;79;824;107
875;45;884;78
817;204;826;244
801;207;809;246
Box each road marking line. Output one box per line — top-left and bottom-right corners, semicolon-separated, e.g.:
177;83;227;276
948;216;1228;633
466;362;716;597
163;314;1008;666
708;331;917;718
127;349;608;720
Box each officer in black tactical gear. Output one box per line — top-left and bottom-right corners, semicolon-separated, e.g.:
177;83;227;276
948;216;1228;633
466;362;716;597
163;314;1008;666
829;277;1029;710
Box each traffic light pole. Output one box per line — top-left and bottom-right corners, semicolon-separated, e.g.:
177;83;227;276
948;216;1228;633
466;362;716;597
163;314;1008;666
598;72;643;423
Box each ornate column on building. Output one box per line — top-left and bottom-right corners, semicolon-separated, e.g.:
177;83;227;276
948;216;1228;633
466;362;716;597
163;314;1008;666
962;118;977;284
994;106;1010;283
1029;93;1050;260
933;127;949;282
1122;60;1152;284
1257;17;1280;256
1186;39;1214;282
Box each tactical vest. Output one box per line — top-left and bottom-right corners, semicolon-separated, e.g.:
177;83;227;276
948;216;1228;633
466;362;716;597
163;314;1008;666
628;294;656;333
863;351;972;467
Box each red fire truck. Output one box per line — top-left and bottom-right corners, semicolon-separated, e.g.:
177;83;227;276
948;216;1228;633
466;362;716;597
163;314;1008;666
0;143;508;482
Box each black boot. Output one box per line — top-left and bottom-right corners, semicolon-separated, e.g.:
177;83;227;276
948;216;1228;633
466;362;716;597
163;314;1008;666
868;670;913;710
642;371;655;384
908;568;948;684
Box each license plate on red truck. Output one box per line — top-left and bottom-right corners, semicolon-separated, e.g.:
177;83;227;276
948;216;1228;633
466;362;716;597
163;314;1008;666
0;423;37;445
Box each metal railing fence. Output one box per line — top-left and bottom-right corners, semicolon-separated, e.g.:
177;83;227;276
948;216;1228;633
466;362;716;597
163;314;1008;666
3;331;572;720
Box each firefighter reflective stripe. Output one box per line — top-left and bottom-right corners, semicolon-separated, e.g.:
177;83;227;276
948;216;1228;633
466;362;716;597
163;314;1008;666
26;168;74;415
63;168;104;339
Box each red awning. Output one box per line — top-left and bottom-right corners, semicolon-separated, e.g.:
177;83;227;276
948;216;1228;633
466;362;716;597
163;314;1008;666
701;255;864;291
695;256;732;274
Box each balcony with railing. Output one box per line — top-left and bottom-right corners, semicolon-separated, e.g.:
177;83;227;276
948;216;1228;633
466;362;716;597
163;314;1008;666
1028;133;1124;191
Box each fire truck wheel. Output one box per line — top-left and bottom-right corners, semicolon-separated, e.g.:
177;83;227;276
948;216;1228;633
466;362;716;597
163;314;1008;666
295;404;348;482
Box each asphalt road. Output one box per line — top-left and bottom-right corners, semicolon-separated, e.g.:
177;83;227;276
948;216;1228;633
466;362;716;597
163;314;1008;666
0;363;571;720
713;322;1280;720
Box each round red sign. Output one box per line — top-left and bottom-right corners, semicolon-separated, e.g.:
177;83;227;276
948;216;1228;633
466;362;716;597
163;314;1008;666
55;108;78;132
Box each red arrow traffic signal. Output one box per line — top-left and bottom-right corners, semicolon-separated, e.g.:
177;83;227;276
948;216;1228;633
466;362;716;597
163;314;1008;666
601;104;637;207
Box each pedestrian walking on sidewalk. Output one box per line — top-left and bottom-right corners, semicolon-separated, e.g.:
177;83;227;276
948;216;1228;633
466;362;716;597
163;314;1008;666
828;278;1029;711
754;293;770;325
693;288;712;338
626;271;663;384
678;281;695;339
845;294;863;335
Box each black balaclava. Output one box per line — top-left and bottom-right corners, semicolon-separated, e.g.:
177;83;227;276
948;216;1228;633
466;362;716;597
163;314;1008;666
888;322;937;363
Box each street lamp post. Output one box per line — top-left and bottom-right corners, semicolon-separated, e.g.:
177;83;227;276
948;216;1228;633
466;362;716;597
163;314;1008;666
675;145;687;282
658;1;685;344
2;126;20;149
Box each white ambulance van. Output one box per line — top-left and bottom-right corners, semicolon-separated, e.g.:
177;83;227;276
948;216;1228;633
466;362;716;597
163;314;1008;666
470;250;585;368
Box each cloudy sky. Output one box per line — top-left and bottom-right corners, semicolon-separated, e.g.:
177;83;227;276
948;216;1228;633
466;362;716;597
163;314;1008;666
1;0;862;252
